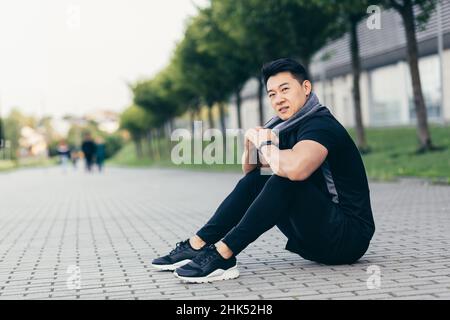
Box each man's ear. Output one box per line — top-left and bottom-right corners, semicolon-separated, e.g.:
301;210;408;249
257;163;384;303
303;80;312;95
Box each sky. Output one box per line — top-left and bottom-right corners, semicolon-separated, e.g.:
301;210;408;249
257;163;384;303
0;0;206;119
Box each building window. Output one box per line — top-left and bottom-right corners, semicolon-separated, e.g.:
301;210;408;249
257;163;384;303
406;54;442;122
369;64;403;125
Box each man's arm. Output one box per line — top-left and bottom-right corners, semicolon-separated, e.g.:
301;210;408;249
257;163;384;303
242;126;271;174
242;136;258;174
259;140;328;181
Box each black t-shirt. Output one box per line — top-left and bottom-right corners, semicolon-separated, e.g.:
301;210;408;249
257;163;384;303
82;141;97;158
278;111;375;237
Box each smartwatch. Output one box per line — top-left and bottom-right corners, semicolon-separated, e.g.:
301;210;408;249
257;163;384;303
258;140;273;151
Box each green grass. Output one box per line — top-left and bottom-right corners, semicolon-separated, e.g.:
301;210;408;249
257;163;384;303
18;157;59;168
348;125;450;183
108;141;242;172
0;157;58;172
108;143;156;167
0;160;16;172
109;125;450;183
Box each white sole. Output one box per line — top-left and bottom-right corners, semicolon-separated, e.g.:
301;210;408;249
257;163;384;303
151;259;191;271
173;266;240;283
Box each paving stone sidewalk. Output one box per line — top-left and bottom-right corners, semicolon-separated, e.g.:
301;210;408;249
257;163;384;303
0;166;449;300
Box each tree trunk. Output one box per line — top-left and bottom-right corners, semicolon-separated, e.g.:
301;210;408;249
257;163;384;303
150;128;156;160
218;102;227;150
349;15;369;153
0;118;4;149
149;130;154;160
399;0;433;151
190;109;195;134
236;88;243;129
257;78;265;125
158;126;166;160
161;121;167;139
218;103;226;135
134;137;143;159
153;128;160;161
207;105;214;129
169;118;174;134
165;121;172;154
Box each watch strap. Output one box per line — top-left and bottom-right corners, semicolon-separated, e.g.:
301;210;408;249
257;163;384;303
258;140;273;150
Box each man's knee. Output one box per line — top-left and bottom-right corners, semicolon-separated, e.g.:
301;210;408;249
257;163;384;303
266;174;307;189
237;168;266;187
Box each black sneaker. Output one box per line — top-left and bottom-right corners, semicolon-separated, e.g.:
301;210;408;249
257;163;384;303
173;244;239;283
151;239;204;271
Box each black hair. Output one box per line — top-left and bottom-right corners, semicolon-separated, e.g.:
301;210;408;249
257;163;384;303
261;58;310;88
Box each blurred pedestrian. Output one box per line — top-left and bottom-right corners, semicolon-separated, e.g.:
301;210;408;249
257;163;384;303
56;140;71;173
95;137;106;172
81;133;97;172
70;149;80;170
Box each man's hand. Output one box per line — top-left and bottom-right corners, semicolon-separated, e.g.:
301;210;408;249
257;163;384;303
245;127;279;149
244;127;279;168
242;126;267;173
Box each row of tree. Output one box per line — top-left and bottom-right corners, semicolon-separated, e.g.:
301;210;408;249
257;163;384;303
0;109;39;159
121;0;440;158
0;109;123;160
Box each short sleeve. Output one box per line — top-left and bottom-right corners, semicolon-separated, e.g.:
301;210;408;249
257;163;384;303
296;118;339;152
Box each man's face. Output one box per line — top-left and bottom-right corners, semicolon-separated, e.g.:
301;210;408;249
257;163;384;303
266;71;312;120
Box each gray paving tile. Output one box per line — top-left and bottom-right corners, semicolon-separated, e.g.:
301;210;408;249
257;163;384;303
0;167;449;300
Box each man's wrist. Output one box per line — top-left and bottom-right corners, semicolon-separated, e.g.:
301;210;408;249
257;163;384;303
259;140;279;151
258;140;273;151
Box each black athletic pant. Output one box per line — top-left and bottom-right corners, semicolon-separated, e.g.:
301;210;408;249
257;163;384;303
196;168;370;265
85;156;94;172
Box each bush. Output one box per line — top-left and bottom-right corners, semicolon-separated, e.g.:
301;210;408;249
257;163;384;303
104;133;124;159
